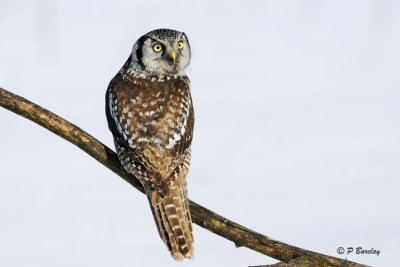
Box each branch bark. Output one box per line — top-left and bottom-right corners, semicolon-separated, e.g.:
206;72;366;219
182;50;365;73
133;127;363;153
0;87;368;267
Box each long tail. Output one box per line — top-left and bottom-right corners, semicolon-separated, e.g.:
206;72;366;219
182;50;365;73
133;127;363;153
146;178;194;261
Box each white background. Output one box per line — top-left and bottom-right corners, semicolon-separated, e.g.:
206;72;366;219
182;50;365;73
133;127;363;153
1;1;399;266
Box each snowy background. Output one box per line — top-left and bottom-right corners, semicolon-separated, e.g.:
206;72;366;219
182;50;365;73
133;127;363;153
1;1;399;266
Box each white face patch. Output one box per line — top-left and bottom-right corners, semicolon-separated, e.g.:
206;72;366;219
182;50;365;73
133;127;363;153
135;36;191;76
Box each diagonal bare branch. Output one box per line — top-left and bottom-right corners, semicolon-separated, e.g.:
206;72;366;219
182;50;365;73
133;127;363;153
0;87;368;267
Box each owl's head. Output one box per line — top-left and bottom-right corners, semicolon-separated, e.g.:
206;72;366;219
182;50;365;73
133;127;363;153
131;29;191;76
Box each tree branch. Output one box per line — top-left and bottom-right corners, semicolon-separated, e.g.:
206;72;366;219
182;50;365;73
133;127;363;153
0;87;368;267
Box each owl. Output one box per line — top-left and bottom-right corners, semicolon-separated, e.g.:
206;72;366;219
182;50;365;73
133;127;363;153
105;29;194;260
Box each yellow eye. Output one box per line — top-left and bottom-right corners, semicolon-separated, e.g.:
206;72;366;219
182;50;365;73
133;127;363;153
153;43;163;52
177;41;184;50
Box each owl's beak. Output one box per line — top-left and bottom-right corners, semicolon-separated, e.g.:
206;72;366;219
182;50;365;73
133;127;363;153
171;51;176;63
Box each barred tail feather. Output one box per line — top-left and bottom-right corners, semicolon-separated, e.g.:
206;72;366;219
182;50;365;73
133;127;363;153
146;180;194;261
